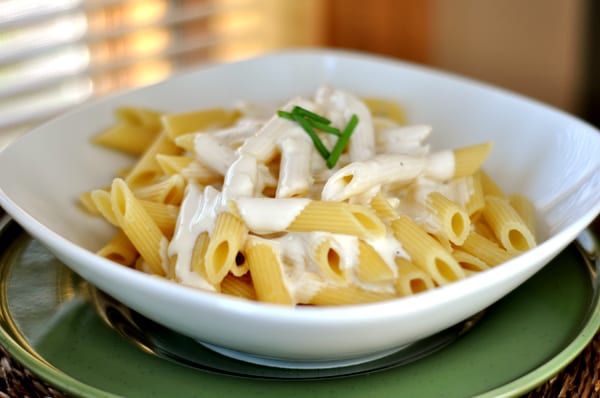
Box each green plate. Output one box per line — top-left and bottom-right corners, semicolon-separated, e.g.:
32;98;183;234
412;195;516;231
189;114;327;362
0;217;598;398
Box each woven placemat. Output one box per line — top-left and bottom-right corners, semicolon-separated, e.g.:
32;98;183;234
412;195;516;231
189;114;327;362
1;331;599;397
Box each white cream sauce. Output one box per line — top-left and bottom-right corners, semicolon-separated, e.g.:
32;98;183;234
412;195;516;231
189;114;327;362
166;86;469;302
168;183;222;291
236;197;310;234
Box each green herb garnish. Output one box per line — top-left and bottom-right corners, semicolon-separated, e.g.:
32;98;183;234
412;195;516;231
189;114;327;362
279;108;341;136
292;106;331;124
326;114;359;169
306;119;342;136
278;106;359;169
292;113;331;160
277;110;295;121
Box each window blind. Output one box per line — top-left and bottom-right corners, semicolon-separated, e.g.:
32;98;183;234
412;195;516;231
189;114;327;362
0;0;272;148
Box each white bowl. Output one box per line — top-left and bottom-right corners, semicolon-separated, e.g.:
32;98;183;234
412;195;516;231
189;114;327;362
0;49;599;365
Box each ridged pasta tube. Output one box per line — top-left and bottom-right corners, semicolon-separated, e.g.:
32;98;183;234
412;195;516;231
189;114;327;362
355;240;396;283
482;196;536;253
244;236;292;305
321;154;426;201
391;215;465;285
235;198;386;239
461;231;513;266
111;178;167;276
310;284;395;306
204;212;248;285
425;192;471;245
394;257;435;296
96;230;138;267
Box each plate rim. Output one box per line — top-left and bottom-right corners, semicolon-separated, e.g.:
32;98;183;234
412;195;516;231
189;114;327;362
0;216;119;397
0;217;598;397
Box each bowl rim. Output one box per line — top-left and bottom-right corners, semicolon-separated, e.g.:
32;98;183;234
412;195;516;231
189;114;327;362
0;47;599;323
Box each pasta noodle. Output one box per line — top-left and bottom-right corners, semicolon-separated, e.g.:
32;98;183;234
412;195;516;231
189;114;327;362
425;192;470;245
204;212;248;285
394;257;435;296
482;196;536;253
465;171;485;217
244;237;293;305
355;240;396;284
286;201;386;239
391;216;465;285
461;231;514;266
369;191;398;221
125;131;182;188
309;284;395;306
162;108;240;139
96;229;138;266
310;235;351;283
110;178;167;276
509;194;537;238
93;107;162;155
84;86;537;306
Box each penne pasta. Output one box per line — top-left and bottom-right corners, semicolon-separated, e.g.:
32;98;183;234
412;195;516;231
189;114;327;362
125;131;182;188
452;249;490;272
156;154;222;184
369;191;398;221
310;284;395;306
394;257;435;296
375;124;431;156
93;122;160;155
86;86;538;307
321;154;426;201
93;107;163;155
509;193;537;239
479;170;506;198
132;174;186;205
288;201;386;239
355;240;396;283
116;106;163;129
391;215;465;285
188;133;238;175
187;231;220;292
111;178;167;276
220;273;257;301
241;98;317;163
96;229;139;267
310;235;351;283
362;97;407;125
482;196;536;253
78;191;101;215
137;200;179;238
465;171;485;218
425;192;471;245
244;237;292;305
276;134;313;198
204;212;248;285
162;108;240;139
452;142;493;179
461;231;514;266
473;218;497;242
91;189;118;226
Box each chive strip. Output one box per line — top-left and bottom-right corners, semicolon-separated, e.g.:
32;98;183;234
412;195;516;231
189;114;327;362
292;113;330;160
309;119;342;136
279;109;340;136
326;114;359;169
277;110;295;121
292;106;331;124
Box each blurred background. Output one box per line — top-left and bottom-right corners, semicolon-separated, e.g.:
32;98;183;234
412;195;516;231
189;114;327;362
0;0;597;150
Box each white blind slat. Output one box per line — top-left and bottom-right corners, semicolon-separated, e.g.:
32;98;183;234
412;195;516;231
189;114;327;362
0;0;267;136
